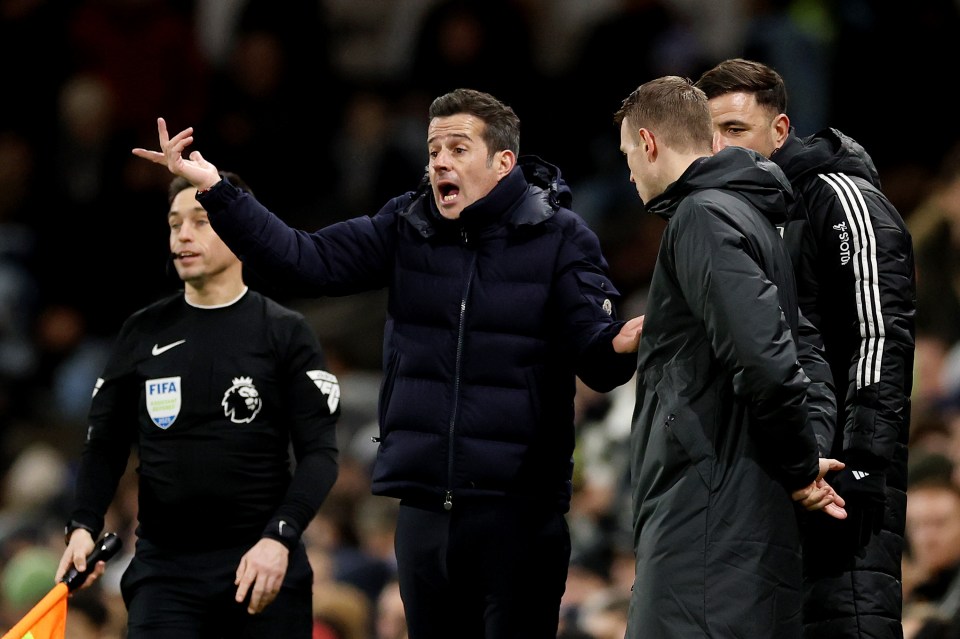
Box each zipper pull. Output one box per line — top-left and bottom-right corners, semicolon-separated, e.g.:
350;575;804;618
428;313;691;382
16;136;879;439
443;491;453;511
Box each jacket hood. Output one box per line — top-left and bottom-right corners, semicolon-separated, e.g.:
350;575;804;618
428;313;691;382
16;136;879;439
646;146;794;224
774;127;881;188
400;155;570;237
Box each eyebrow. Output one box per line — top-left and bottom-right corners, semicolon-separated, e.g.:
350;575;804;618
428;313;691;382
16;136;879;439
168;205;207;218
427;132;472;146
717;117;752;127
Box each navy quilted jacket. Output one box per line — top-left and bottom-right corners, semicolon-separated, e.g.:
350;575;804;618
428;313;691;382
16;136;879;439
199;156;637;512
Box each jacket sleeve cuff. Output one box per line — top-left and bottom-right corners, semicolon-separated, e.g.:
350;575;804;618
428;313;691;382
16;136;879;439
64;519;100;546
196;176;243;210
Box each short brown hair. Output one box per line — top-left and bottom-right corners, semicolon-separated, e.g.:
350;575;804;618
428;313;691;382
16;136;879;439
613;76;713;154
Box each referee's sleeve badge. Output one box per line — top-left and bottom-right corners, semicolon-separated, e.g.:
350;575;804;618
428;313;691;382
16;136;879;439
307;370;341;413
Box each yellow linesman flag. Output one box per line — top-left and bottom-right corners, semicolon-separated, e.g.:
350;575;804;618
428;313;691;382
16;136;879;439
2;582;68;639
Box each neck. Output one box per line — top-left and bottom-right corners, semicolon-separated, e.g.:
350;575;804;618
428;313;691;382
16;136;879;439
184;275;248;307
663;151;709;191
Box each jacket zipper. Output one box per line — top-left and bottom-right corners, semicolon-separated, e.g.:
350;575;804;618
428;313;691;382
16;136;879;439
446;249;476;510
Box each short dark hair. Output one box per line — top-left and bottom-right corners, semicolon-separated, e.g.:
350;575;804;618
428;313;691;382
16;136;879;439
167;171;252;204
613;76;714;154
428;88;520;159
695;58;788;116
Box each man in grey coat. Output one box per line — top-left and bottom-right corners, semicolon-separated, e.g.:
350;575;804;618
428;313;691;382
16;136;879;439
614;76;846;638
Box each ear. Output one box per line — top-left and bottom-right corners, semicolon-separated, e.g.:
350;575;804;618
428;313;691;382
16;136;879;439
638;128;657;161
772;113;790;148
495;149;516;179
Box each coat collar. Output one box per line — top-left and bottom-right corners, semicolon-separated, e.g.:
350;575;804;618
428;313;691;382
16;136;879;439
400;156;569;238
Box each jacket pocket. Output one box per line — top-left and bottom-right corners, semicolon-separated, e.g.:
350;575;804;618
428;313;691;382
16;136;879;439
376;350;401;442
655;367;716;488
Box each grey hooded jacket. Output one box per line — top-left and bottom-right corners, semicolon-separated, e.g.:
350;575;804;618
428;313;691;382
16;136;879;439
627;146;822;639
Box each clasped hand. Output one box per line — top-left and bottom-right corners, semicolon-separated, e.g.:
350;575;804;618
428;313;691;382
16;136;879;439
791;458;847;520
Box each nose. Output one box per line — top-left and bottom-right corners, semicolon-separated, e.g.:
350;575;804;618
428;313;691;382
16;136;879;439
175;222;194;242
431;149;450;171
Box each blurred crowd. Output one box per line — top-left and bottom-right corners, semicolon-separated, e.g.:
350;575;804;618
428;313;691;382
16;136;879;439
2;0;960;637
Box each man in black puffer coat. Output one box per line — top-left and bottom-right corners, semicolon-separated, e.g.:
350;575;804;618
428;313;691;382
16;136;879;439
698;58;917;639
133;88;643;639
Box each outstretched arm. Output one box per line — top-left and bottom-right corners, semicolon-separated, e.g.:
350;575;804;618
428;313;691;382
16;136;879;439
132;117;222;191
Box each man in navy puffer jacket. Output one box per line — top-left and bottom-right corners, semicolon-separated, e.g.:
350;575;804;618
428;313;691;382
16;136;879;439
134;88;643;639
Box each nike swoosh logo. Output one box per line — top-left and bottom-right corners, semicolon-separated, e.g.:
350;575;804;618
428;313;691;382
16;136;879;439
152;340;186;356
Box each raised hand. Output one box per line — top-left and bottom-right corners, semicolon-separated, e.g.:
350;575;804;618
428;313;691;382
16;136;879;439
132;117;221;191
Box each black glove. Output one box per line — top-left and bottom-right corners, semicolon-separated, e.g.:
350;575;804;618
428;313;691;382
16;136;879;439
829;464;886;558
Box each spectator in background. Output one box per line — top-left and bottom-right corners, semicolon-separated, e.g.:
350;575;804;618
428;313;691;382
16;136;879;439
0;443;69;540
67;0;208;143
327;87;426;221
408;0;539;120
557;0;706;184
0;131;41;425
43;70;171;341
903;469;960;622
0;0;71;156
828;0;960;200
54;0;211;339
908;141;960;411
199;0;341;231
738;0;833;136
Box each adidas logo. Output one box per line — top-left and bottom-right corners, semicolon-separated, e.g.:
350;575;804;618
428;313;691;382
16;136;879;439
852;470;870;480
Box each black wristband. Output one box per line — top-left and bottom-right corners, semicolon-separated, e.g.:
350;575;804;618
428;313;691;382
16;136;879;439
262;518;299;551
